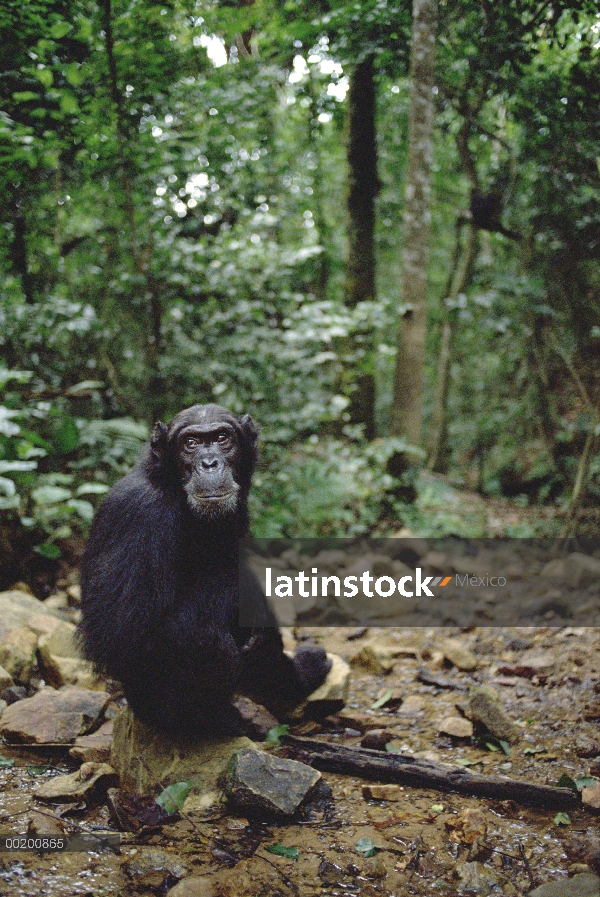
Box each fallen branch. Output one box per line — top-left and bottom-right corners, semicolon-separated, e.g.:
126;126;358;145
281;735;578;809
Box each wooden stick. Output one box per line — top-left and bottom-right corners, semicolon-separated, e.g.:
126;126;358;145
282;735;578;809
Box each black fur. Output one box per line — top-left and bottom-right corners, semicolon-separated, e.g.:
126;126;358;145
79;404;330;737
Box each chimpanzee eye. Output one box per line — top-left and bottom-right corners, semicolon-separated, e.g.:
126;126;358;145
217;433;231;446
184;436;199;449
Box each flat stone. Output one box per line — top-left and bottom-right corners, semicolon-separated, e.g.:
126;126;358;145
225;747;321;817
0;686;110;744
0;665;14;691
528;873;600;897
69;720;114;764
439;716;474;738
362;784;402;801
442;638;478;671
123;847;188;890
36;762;118;804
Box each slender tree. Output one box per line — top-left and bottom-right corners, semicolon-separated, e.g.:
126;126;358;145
389;0;437;443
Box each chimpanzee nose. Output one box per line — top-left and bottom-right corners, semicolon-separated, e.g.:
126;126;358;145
201;456;220;471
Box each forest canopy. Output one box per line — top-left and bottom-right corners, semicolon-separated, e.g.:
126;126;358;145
1;0;600;589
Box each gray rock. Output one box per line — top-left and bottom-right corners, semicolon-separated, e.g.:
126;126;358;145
36;761;118;804
225;747;321;817
467;686;518;742
528;873;600;897
564;554;600;589
0;686;110;744
123;847;188;891
111;707;261;808
454;861;504;895
37;622;100;688
0;590;63;641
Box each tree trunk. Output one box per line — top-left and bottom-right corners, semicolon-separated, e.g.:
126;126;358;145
344;54;378;439
427;222;477;471
389;0;438;443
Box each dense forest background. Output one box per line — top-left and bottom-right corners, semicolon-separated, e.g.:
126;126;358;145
1;0;599;590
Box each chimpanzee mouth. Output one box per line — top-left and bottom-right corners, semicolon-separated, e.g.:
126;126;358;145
186;486;239;516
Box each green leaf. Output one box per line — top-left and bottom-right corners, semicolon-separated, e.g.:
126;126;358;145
575;777;599;790
34;543;62;560
59;92;79;115
371;688;394;710
553;812;570;826
523;747;547;755
27;764;51;776
156;781;192;815
63;63;85;87
65;499;94;521
557;773;578;793
53;418;80;453
32;486;71;504
50;21;73;39
266;844;299;859
385;743;402;754
356;837;380;857
0;757;15;768
35;68;54;88
66;380;104;394
264;724;289;745
0;461;37;474
455;758;482;767
12;91;39;102
76;483;110;496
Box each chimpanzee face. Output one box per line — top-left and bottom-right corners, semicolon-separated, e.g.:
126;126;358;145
149;404;258;518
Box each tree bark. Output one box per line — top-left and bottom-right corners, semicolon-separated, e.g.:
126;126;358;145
344;54;378;439
389;0;438;443
427;222;477;470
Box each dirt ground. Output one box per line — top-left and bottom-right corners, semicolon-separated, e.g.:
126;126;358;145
0;624;599;897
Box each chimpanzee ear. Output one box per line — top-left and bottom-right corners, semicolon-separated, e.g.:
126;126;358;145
148;421;169;472
239;413;258;449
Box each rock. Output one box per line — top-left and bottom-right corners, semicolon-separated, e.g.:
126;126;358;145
0;626;38;684
564;554;600;589
0;686;110;744
360;729;393;750
123;847;188;891
224;747;321;817
0;665;14;691
36;762;118;804
582;784;600;812
446;808;488;850
26;614;63;638
423;551;449;572
439;716;474;738
0;700;6;716
399;694;427;714
37;623;100;688
27;810;66;836
362;784;402;801
167;876;220;896
0;590;63;641
528;872;600;897
293;653;350;718
350;642;395;675
467;686;518;742
564;835;600;874
111;707;260;808
1;685;27;705
540;559;568;580
454;860;503;895
43;594;68;610
441;638;478;671
67;585;81;604
231;696;279;741
69;720;114;763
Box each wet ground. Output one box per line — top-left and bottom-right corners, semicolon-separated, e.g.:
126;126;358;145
1;625;599;896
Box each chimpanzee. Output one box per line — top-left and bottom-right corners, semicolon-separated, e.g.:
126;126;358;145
469;191;521;241
79;404;331;737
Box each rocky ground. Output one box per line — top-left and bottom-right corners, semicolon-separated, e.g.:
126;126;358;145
0;583;599;896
